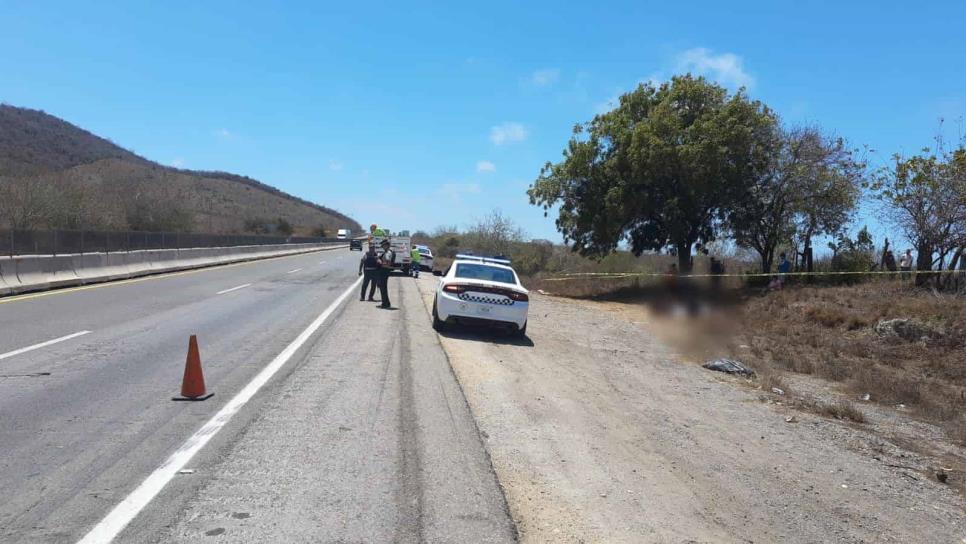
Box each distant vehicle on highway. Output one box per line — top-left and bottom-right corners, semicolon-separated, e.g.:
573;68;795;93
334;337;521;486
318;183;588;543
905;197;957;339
337;228;352;239
414;244;434;271
349;239;363;251
432;254;529;336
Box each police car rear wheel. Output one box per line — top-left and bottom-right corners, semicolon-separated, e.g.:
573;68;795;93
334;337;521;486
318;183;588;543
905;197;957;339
432;298;447;332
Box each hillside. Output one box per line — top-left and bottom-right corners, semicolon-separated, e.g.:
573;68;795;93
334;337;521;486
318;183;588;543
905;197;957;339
0;104;359;235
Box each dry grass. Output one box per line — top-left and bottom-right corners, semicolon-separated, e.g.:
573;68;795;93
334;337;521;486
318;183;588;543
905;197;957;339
759;369;790;396
734;280;965;440
812;399;867;423
547;275;966;443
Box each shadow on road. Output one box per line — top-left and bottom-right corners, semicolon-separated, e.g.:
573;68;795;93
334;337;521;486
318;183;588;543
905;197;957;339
438;327;535;347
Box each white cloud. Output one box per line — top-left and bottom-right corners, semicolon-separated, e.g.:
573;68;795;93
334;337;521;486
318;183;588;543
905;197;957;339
476;160;496;173
593;50;753;115
529;68;560;87
328;160;344;171
169;157;186;168
439;182;481;202
675;47;754;90
489;122;528;145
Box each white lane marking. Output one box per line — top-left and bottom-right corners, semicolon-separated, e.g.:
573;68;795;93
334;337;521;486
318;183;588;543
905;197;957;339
77;277;362;544
0;330;92;361
286;268;303;274
215;283;251;295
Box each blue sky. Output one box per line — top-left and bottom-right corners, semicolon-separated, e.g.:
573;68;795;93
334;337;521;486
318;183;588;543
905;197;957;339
3;1;964;244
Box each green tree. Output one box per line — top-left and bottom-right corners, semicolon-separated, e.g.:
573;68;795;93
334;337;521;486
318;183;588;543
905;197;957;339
529;75;777;272
826;226;876;283
870;145;966;285
729;126;863;272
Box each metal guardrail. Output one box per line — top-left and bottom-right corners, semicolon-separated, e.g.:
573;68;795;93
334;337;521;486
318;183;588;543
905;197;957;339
0;229;339;256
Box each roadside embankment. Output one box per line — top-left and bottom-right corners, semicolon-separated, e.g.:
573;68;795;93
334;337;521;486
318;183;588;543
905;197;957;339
0;243;344;296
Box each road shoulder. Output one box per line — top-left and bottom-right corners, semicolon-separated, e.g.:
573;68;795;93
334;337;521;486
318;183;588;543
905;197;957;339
150;276;515;543
414;277;966;543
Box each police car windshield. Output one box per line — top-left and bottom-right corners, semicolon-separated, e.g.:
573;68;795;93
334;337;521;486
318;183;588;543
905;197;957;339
455;263;516;284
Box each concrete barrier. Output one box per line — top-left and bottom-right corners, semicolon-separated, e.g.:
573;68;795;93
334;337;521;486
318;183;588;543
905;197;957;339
150;249;183;274
13;255;79;291
0;258;18;295
1;243;344;296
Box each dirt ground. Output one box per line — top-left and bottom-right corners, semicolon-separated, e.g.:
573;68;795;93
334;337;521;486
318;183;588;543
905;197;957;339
414;278;965;543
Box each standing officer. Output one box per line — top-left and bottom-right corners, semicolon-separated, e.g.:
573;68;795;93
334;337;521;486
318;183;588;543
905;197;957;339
378;239;396;308
358;244;379;301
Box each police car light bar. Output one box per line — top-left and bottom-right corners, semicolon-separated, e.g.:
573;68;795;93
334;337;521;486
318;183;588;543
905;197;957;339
455;254;512;265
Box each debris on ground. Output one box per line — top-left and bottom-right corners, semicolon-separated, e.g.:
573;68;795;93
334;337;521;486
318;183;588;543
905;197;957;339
702;358;755;376
874;318;943;342
772;387;785;396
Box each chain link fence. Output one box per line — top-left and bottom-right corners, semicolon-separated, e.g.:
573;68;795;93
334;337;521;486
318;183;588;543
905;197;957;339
0;229;338;256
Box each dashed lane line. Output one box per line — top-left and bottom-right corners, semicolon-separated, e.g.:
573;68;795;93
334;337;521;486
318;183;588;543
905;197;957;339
215;283;252;295
0;330;92;361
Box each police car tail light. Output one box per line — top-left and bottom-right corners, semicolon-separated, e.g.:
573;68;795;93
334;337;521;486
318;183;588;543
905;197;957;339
508;291;529;302
443;284;467;294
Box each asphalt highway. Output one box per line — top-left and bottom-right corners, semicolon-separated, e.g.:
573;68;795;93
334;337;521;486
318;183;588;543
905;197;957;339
0;248;514;543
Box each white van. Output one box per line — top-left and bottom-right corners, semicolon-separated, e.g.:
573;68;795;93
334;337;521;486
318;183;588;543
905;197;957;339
337;228;351;239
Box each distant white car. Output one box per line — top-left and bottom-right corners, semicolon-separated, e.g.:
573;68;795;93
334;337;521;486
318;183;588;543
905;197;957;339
414;244;434;271
432;255;529;336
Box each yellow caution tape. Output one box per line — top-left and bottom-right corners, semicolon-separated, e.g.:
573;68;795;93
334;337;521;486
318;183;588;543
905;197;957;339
540;268;966;281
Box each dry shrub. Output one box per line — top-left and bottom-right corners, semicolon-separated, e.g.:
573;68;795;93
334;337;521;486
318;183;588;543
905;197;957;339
846;316;870;330
948;419;966;446
814;400;866;423
759;370;790;395
805;305;847;328
815;353;852;381
851;366;923;405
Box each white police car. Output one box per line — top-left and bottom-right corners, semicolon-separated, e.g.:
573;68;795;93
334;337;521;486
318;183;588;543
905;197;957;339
432;254;529;336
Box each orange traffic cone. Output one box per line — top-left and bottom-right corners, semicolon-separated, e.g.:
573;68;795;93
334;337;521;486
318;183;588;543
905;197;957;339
172;335;214;401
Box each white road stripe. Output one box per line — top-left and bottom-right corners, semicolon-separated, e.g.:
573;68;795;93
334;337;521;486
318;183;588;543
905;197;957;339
77;277;362;544
0;330;92;361
215;283;251;295
286;268;303;274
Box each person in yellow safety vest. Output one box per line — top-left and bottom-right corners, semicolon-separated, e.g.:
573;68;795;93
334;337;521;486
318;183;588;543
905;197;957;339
368;223;387;243
410;245;422;278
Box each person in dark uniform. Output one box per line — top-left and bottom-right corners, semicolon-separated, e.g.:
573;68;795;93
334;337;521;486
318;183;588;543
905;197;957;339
377;239;395;308
358;245;379;301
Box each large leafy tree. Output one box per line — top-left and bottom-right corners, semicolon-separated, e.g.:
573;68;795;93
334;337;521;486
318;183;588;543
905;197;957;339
729;126;863;272
529;75;777;272
870;145;966;285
